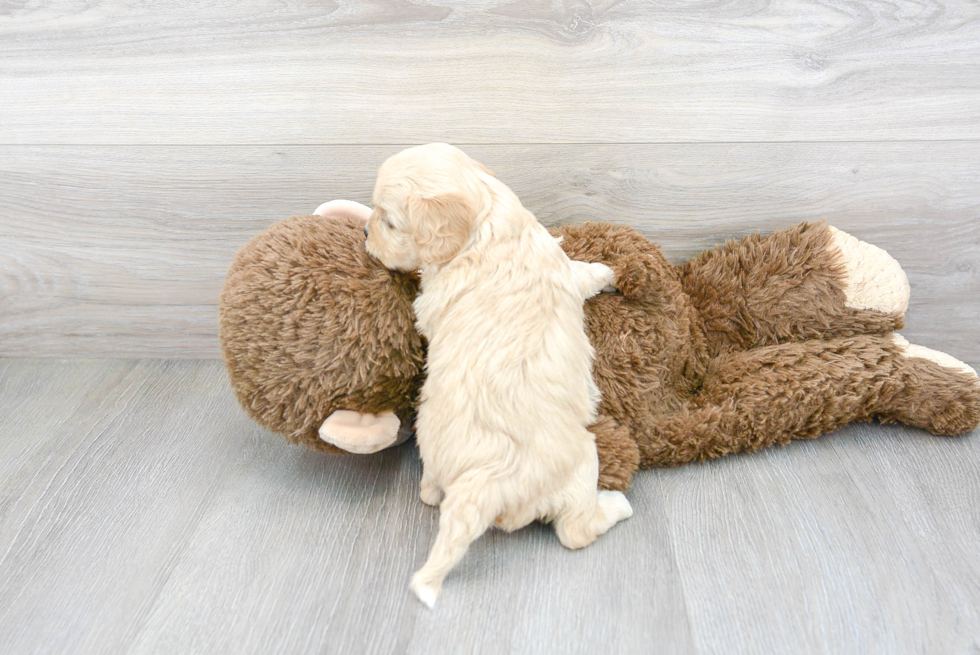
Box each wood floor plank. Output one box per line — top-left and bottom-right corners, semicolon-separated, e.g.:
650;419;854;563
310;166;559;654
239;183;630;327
2;143;978;361
0;359;695;654
404;470;694;655
0;360;691;653
828;425;980;653
124;437;435;655
660;424;980;654
0;359;133;485
1;0;978;144
0;359;254;655
124;410;694;654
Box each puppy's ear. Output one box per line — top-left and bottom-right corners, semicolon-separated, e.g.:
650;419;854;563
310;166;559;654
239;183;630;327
408;192;475;265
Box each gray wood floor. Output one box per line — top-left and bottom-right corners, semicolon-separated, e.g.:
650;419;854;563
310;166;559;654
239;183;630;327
3;1;980;653
1;358;979;654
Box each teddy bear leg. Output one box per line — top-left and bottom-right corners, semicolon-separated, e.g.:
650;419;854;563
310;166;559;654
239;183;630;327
678;222;908;355
826;227;909;316
873;334;980;435
589;414;641;492
633;334;978;468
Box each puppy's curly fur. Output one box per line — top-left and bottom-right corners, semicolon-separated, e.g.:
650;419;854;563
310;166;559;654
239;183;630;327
364;144;632;606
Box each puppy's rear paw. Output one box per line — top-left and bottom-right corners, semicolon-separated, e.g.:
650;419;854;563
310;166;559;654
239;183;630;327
410;574;440;609
556;490;633;549
598;490;633;522
420;480;444;507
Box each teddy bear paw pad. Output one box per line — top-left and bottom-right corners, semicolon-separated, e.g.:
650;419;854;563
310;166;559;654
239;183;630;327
891;334;978;378
318;410;401;454
828;226;910;316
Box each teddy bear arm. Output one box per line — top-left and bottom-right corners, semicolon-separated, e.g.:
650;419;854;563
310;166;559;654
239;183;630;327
610;252;678;304
553;222;676;303
678;222;908;355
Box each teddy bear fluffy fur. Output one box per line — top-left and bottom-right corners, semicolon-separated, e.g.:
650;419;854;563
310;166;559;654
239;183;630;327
220;214;980;491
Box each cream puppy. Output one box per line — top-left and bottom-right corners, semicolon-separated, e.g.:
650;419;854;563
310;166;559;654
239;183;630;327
366;143;633;608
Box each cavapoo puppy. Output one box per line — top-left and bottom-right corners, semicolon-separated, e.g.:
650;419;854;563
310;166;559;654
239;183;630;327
365;143;633;607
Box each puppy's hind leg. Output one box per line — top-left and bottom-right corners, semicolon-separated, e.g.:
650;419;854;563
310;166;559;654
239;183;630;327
420;465;444;507
553;452;633;550
410;474;499;608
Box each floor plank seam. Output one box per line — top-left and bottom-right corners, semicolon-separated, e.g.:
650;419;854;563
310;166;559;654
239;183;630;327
3;138;980;147
655;473;702;655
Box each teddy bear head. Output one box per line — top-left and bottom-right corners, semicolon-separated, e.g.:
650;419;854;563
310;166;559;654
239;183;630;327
219;211;424;454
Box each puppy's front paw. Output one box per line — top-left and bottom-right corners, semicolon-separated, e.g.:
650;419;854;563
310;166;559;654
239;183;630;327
589;262;618;293
572;260;618;298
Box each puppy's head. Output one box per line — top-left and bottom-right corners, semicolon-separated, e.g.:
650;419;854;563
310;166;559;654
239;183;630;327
366;143;493;271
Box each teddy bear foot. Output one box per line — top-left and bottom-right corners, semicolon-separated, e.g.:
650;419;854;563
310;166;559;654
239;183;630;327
891;334;977;377
828;226;910;316
885;334;980;436
318;410;403;454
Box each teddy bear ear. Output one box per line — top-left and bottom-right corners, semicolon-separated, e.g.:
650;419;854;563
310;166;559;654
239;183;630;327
313;199;372;223
408;192;475;265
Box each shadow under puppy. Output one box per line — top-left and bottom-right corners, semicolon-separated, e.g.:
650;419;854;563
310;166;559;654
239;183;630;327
365;143;633;607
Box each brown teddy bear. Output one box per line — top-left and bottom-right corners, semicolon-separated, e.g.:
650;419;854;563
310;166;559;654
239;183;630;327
220;201;980;492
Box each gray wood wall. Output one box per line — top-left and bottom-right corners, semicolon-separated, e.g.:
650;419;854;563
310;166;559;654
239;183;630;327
1;0;978;362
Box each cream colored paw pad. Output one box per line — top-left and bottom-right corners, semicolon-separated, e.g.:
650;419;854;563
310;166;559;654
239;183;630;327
828;226;910;315
891;334;977;378
319;410;401;454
